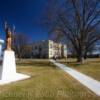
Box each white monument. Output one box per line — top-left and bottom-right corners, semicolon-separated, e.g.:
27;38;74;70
0;23;30;85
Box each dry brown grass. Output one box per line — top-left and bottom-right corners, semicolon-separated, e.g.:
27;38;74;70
0;60;99;100
58;58;100;81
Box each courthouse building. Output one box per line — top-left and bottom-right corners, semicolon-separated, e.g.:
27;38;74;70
31;40;67;58
0;39;4;57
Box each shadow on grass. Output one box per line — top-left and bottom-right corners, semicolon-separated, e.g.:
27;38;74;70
17;61;57;69
63;61;88;68
61;59;98;67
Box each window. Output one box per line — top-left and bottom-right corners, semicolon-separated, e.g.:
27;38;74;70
35;46;37;50
50;44;52;48
50;51;52;55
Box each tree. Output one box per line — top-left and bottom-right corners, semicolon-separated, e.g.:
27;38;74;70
43;0;100;63
12;33;30;59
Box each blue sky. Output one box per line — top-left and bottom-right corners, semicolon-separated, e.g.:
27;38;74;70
0;0;48;42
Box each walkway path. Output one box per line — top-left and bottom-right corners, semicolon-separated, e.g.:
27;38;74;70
50;60;100;96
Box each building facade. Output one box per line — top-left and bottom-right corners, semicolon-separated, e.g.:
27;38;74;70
31;40;67;59
91;43;100;57
0;39;4;57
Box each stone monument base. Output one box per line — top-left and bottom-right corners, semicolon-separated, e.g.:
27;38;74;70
0;73;30;85
0;51;30;85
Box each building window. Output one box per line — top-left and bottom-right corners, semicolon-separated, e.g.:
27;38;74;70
35;46;37;50
50;44;52;48
50;51;52;55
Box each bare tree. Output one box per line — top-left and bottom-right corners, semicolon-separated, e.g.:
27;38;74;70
12;33;30;59
43;0;100;63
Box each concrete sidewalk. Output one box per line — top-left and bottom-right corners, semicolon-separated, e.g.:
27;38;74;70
50;60;100;96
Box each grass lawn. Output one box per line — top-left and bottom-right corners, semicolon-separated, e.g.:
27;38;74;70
0;60;99;100
58;58;100;81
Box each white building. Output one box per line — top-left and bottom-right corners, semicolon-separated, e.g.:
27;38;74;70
31;40;67;58
0;39;4;57
91;43;100;57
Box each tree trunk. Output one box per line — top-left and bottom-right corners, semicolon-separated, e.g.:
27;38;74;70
84;50;88;59
77;56;84;64
77;50;85;64
84;54;87;59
